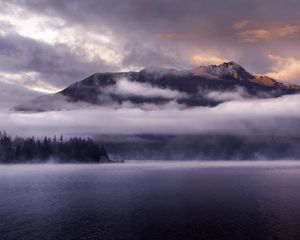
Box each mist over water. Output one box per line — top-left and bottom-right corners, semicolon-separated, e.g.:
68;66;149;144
1;162;300;240
1;92;300;137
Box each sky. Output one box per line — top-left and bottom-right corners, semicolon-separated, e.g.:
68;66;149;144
1;0;300;99
1;0;300;137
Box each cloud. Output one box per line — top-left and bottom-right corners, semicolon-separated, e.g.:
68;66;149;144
276;25;299;37
155;32;200;41
233;20;251;30
0;1;120;97
238;25;299;42
0;71;61;94
0;80;39;110
107;78;187;99
190;55;229;65
2;93;300;137
8;0;300;71
121;40;186;70
0;2;121;65
266;55;300;83
0;32;116;92
204;87;249;101
238;29;272;42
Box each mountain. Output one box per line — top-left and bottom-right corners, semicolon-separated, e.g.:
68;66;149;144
13;62;300;112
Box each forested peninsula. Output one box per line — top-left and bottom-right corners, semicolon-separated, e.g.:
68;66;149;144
0;132;111;163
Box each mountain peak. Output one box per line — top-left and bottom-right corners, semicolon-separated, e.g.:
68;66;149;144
218;61;242;69
192;61;255;81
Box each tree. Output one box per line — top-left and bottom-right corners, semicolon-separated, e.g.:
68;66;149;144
0;131;110;163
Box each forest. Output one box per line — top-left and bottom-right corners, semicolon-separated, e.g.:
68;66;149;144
0;131;110;163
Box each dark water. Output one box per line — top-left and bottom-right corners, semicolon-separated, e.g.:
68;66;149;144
1;161;300;240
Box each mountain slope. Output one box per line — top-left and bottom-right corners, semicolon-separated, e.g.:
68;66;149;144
13;62;300;112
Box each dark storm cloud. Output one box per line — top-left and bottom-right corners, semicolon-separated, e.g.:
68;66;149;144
121;40;187;69
0;33;115;88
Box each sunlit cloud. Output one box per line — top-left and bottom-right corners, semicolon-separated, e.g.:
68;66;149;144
276;25;299;37
238;25;299;42
27;85;61;94
0;72;61;94
190;54;229;66
238;29;272;42
0;2;122;66
266;54;300;83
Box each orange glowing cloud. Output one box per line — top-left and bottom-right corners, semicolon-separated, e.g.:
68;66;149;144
238;29;272;42
276;25;299;37
266;54;300;83
238;24;299;42
190;55;229;65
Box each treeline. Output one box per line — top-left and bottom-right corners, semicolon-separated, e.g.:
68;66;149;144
0;131;110;163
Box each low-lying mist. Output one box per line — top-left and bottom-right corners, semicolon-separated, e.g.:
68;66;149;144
1;91;300;160
2;92;300;137
99;134;300;160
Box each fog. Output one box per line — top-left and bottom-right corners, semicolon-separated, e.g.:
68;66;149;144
124;160;300;169
106;78;187;99
1;161;300;171
1;92;300;137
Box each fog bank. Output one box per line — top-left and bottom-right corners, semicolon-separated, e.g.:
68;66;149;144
1;93;300;137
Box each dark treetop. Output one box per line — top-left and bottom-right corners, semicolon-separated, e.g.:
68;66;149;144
0;132;110;163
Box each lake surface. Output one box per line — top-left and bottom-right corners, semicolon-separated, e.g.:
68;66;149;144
1;161;300;240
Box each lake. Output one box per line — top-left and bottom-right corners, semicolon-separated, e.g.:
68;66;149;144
1;161;300;240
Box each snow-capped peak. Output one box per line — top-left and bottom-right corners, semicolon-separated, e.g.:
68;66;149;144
192;61;255;81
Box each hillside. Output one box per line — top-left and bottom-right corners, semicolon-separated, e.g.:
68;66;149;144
13;62;300;112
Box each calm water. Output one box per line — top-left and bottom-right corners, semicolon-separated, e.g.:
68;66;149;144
1;161;300;240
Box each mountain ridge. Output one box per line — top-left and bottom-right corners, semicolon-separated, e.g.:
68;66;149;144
13;62;300;112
